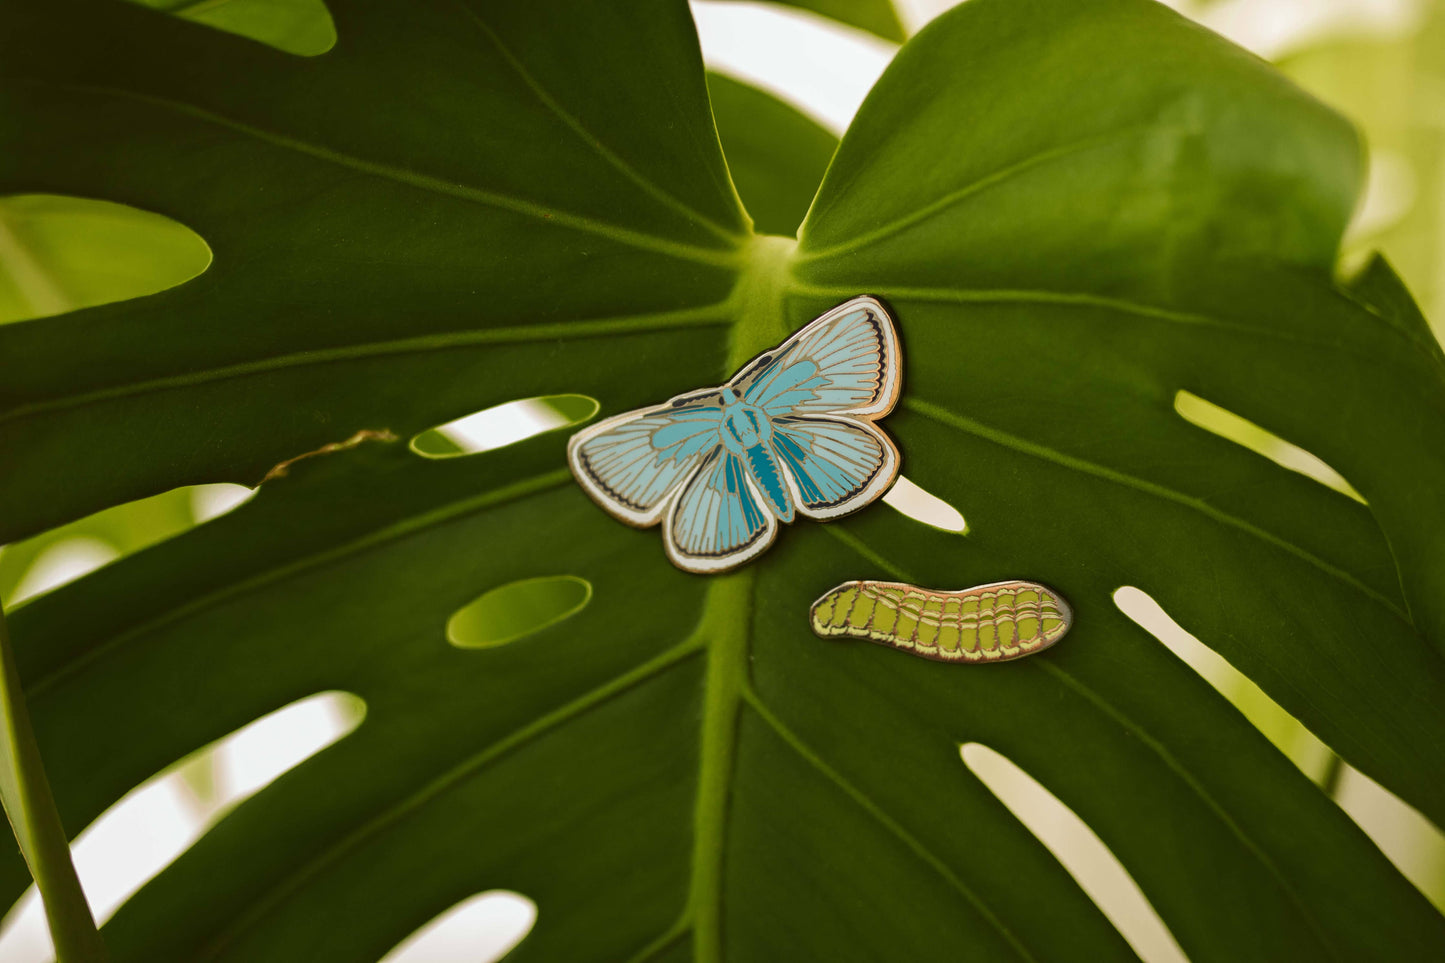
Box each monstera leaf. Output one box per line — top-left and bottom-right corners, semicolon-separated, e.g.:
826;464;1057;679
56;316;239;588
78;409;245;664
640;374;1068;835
3;0;1445;960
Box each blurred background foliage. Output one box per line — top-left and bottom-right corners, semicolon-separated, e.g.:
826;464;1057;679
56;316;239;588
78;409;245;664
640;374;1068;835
1;0;1443;960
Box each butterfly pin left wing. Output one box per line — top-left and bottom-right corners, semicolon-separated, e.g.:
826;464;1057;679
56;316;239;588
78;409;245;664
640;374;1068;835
568;296;902;574
568;398;724;527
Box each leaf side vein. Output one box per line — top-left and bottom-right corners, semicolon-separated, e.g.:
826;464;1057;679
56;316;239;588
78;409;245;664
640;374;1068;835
27;468;576;696
796;127;1151;264
841;527;1345;960
789;282;1351;349
1034;659;1344;961
905;396;1410;623
741;688;1039;963
0;306;731;424
10;78;742;267
446;0;745;245
189;638;706;962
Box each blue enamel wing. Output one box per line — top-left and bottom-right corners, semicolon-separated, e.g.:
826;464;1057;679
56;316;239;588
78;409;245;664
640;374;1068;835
567;296;902;574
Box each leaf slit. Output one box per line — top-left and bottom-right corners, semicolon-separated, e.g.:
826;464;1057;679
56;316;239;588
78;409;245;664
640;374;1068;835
1114;586;1445;911
1173;391;1364;503
960;741;1190;963
0;691;364;959
376;889;535;963
904;396;1409;622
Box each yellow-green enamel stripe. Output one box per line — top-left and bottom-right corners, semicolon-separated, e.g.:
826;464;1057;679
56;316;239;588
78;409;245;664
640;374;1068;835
810;580;1072;664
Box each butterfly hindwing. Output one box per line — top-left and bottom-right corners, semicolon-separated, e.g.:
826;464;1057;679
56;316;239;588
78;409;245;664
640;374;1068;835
772;416;899;520
665;448;777;573
568;402;723;526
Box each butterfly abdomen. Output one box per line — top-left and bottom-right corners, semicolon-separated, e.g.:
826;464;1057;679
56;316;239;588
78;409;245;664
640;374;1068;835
744;442;794;521
810;580;1071;663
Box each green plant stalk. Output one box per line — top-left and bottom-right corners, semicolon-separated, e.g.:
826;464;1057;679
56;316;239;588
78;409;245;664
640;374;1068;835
0;603;108;962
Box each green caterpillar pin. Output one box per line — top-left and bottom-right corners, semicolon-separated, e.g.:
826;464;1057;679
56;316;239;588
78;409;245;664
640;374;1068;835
810;579;1072;663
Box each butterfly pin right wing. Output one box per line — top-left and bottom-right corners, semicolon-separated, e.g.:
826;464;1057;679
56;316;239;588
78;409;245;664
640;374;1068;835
738;296;902;520
771;416;898;520
735;295;901;419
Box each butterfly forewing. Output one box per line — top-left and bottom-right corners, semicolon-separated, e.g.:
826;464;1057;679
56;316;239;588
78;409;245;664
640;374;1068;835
738;298;900;418
569;405;722;526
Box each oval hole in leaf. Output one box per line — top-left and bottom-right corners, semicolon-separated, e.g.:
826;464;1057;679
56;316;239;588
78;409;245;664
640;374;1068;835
1173;391;1364;503
126;0;337;57
410;395;599;459
883;475;968;533
960;742;1189;963
447;576;592;649
1113;586;1445;909
0;692;364;959
377;890;537;963
0;194;211;324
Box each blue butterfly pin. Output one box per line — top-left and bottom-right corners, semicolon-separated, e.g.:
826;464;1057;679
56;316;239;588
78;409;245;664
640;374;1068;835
568;296;902;574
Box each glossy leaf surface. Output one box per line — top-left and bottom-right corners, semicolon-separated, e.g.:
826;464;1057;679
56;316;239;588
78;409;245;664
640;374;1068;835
2;0;1443;960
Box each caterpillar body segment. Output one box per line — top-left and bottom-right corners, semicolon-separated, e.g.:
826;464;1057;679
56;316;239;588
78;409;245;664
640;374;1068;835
810;580;1072;663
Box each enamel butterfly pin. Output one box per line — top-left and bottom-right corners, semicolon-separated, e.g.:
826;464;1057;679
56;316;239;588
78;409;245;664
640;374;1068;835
568;296;902;574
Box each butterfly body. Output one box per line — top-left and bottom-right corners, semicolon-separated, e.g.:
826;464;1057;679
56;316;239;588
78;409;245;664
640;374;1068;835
713;396;792;521
569;296;902;574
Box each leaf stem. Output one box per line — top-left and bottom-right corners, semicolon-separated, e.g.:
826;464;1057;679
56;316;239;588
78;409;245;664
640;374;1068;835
0;604;108;962
725;234;799;370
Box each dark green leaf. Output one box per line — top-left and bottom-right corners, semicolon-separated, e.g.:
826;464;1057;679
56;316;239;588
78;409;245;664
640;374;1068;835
0;0;744;540
3;0;1444;961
